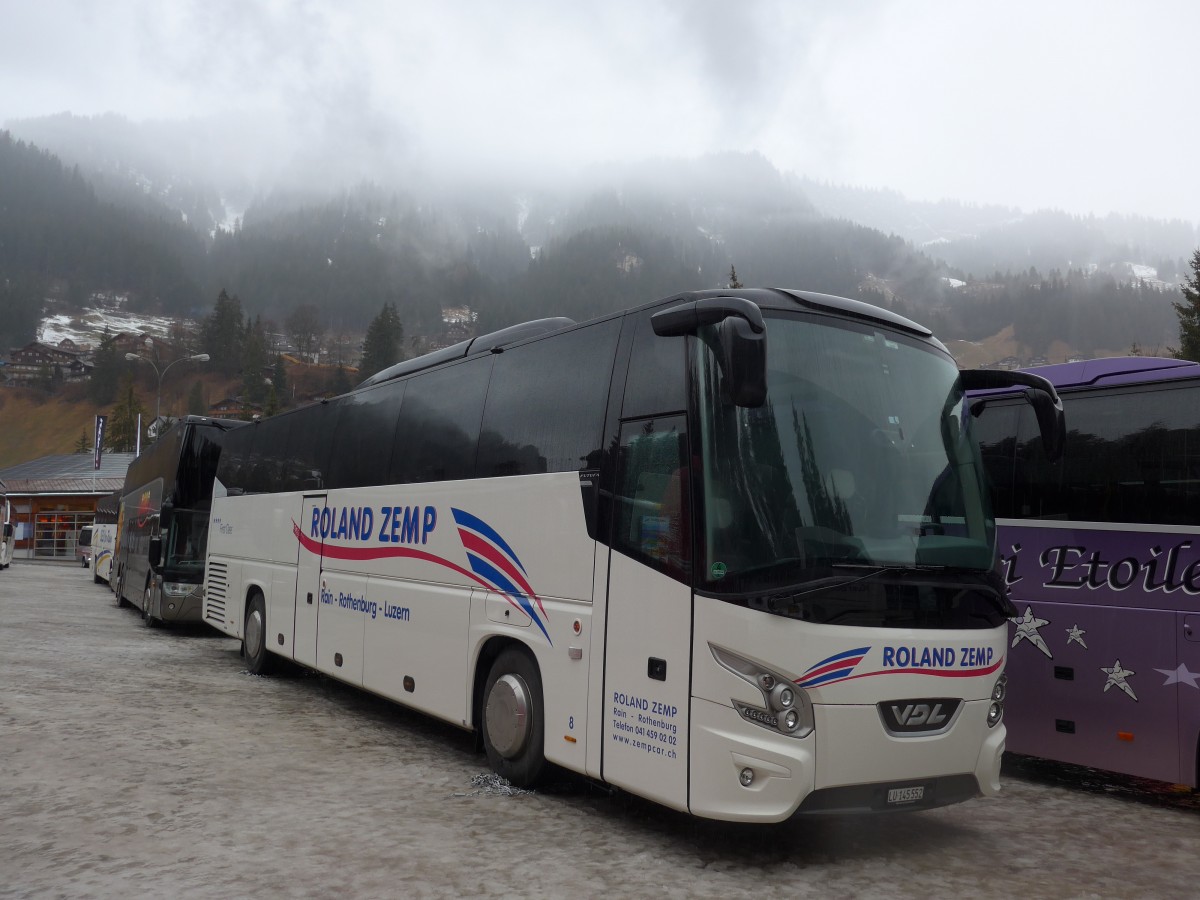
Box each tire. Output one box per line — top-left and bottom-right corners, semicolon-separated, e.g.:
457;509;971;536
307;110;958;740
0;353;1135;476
143;581;160;628
93;571;102;585
114;569;130;609
481;647;546;788
244;592;276;675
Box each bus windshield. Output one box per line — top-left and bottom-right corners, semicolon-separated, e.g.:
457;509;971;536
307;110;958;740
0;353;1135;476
164;508;210;576
697;312;996;599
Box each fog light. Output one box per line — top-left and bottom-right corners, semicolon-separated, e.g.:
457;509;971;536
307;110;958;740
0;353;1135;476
987;701;1003;728
780;708;800;733
739;767;755;787
992;675;1008;702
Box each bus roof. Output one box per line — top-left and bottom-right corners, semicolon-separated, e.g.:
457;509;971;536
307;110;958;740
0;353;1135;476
359;288;941;390
1017;356;1200;390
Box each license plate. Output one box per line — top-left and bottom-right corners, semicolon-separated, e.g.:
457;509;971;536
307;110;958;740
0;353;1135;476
887;786;925;804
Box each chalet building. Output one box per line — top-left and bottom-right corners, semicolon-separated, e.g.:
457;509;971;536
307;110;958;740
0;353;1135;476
4;340;93;384
0;452;136;560
209;397;263;419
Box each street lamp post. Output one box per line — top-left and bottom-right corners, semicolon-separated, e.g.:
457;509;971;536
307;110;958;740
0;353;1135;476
125;350;210;434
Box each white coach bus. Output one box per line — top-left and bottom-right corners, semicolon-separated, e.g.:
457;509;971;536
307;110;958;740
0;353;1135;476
204;288;1063;821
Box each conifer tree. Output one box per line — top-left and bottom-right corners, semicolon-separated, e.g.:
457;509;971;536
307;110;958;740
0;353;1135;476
74;431;90;453
728;265;744;289
187;380;206;416
107;374;146;452
1172;249;1200;361
241;316;269;404
202;289;245;376
358;302;404;380
87;328;123;405
271;354;289;405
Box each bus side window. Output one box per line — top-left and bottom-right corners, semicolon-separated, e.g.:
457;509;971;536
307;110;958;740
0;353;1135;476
477;319;619;478
390;357;492;484
612;415;690;583
622;312;687;419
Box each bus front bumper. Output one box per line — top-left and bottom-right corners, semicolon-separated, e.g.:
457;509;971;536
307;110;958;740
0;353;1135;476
159;583;205;623
688;697;1005;822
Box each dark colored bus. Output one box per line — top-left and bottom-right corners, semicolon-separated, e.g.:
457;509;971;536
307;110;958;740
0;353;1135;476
114;415;246;626
973;356;1200;787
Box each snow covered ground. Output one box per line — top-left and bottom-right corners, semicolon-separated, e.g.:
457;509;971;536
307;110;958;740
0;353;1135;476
37;304;195;349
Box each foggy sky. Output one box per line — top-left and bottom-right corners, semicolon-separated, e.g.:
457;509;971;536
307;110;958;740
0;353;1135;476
2;0;1198;224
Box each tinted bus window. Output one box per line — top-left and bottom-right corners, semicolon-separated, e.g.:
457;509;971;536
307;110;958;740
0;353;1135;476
282;400;342;493
327;382;406;489
977;382;1200;525
216;424;255;493
390;357;492;484
621;312;687;419
477;320;620;477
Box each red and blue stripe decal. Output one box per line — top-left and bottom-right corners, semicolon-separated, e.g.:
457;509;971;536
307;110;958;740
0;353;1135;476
796;647;870;688
452;508;550;643
795;646;1003;688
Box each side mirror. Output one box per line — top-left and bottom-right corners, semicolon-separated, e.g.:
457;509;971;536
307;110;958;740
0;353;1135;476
159;501;174;531
148;536;163;570
718;316;767;407
652;296;767;408
963;369;1065;461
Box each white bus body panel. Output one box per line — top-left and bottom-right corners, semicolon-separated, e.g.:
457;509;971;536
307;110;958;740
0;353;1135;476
601;554;691;812
688;595;1007;821
206;473;597;749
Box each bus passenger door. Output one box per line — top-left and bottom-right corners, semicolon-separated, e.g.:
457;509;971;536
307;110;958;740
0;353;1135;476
294;495;326;667
601;416;691;812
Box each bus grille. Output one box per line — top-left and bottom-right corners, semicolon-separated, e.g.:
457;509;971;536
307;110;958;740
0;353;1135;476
205;561;228;626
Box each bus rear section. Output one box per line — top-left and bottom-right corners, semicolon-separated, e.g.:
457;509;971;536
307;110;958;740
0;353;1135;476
204;289;1061;822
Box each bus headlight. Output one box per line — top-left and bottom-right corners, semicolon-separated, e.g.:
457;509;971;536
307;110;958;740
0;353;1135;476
163;582;195;598
987;675;1007;728
991;674;1008;702
710;644;814;739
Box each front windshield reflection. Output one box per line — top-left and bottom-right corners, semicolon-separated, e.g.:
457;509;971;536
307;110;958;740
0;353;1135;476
697;313;994;595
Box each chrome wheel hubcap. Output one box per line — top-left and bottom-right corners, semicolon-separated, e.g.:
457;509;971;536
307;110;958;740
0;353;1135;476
485;673;530;759
246;608;264;657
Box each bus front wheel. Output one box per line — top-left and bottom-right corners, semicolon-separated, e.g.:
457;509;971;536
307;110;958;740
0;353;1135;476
244;593;276;676
481;647;546;789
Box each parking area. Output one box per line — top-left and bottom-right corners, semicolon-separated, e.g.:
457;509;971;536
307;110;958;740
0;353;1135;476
1;562;1195;899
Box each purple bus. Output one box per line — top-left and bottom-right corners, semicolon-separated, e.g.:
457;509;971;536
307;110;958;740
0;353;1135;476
973;357;1200;787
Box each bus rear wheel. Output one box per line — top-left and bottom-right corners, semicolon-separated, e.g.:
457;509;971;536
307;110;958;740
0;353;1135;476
114;570;130;609
244;593;276;676
481;647;546;789
142;581;160;628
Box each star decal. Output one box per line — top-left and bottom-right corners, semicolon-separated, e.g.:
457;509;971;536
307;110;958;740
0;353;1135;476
1154;664;1200;690
1101;659;1138;701
1065;625;1087;649
1010;606;1052;658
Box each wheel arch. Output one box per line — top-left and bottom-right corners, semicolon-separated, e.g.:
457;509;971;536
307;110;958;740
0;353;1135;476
472;635;539;734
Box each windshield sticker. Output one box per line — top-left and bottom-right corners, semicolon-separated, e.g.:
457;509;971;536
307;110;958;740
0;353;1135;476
710;562;727;580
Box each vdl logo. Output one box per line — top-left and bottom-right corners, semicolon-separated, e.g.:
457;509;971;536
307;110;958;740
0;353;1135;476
878;698;962;736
